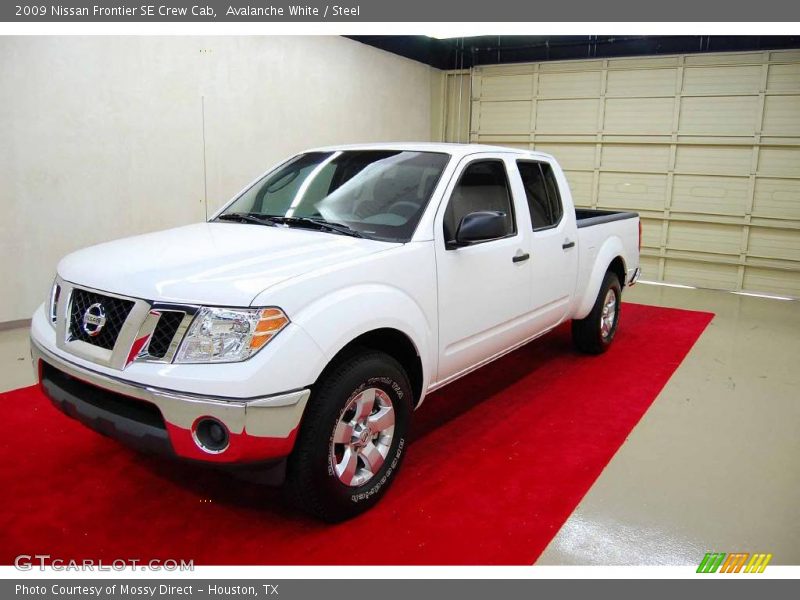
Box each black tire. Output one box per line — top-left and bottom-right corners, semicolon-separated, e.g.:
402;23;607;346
572;271;622;354
283;350;412;522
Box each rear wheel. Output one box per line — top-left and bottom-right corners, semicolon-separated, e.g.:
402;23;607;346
283;350;412;522
572;271;622;354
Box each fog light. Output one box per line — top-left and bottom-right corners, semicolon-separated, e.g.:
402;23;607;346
193;417;230;454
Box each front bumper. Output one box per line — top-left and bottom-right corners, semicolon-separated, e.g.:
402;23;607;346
31;338;309;466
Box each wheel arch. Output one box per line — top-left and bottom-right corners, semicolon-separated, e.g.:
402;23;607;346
284;281;435;410
314;328;425;409
574;237;627;319
607;255;627;290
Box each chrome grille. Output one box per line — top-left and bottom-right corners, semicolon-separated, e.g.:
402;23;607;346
49;282;61;324
146;311;186;359
68;288;135;351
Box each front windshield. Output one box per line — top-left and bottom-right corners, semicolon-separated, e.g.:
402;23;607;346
217;150;450;242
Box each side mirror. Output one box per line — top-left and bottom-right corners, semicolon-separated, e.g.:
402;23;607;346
448;211;508;248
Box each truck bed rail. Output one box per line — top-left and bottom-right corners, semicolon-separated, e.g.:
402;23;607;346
575;208;638;229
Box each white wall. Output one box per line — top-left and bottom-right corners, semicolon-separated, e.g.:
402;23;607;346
0;36;435;323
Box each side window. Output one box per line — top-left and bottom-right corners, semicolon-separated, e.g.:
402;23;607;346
517;161;563;230
542;163;563;225
443;160;515;244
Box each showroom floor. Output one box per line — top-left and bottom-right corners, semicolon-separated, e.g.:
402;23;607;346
1;284;797;565
539;284;800;565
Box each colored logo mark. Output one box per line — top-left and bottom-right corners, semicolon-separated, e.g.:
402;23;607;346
697;552;772;573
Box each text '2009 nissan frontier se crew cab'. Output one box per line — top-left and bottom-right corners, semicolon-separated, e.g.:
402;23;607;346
31;143;641;521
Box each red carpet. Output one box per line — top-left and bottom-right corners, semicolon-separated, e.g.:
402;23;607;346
0;303;712;565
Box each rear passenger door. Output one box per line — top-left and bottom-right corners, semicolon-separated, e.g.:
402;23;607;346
513;159;578;328
434;155;533;383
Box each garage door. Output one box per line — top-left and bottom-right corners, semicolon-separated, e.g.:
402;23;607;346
445;50;800;297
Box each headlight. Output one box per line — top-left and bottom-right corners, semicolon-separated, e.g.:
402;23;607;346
175;307;289;364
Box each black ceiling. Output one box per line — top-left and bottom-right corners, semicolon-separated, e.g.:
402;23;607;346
346;36;800;69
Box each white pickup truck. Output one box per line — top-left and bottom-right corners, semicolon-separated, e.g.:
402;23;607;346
31;143;640;521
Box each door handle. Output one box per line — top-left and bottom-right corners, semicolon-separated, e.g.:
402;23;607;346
512;252;530;263
562;240;575;250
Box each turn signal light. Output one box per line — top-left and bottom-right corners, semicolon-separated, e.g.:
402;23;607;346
250;309;289;349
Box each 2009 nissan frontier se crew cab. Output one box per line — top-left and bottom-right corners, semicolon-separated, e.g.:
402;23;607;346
31;143;640;521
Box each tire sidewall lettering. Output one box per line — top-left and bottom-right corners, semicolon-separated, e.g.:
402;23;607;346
350;438;404;504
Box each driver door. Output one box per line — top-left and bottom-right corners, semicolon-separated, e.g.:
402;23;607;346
434;155;533;384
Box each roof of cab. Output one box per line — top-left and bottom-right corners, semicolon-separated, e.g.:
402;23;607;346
305;142;554;161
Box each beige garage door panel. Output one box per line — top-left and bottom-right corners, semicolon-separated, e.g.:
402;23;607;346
766;63;800;91
640;217;663;248
562;170;593;205
602;144;671;172
534;143;595;170
757;147;800;176
665;260;740;290
605;97;675;134
743;268;800;297
479;74;534;100
540;59;605;72
679;96;759;136
671;174;750;215
667;221;743;255
682;65;763;94
683;52;761;66
606;68;677;96
748;227;800;262
478;101;531;134
674;145;753;176
752;178;800;220
538;71;602;97
598;172;667;211
459;49;800;296
535;99;599;133
639;255;661;279
763;96;800;136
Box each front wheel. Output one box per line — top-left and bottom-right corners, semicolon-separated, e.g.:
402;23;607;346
572;271;622;354
283;350;412;522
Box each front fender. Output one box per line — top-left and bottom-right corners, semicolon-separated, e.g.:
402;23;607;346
574;237;626;319
289;283;435;391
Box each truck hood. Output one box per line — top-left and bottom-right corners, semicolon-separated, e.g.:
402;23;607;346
58;222;396;306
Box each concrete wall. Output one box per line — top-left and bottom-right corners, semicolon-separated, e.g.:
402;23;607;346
0;36;434;323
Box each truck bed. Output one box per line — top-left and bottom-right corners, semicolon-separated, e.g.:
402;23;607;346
575;208;638;229
573;207;641;302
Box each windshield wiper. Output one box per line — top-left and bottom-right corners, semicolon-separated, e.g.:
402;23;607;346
217;213;365;238
267;216;365;238
216;213;279;226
